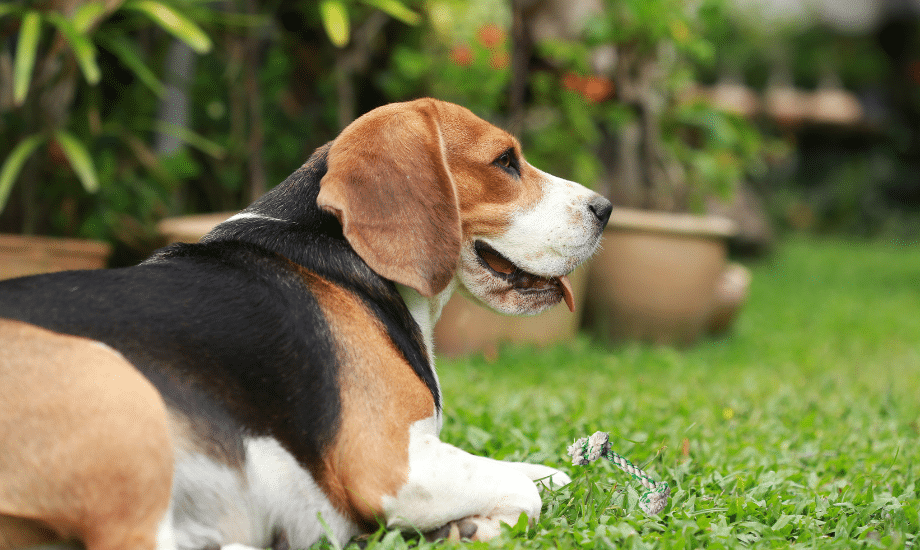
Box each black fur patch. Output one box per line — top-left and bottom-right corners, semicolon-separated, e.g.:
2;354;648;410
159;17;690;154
0;143;438;474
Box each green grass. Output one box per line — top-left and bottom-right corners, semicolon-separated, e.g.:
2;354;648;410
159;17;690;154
337;237;920;549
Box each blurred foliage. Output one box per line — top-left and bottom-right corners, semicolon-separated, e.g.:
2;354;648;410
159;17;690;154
380;12;604;185
0;0;216;242
548;0;770;210
666;102;767;210
1;0;916;248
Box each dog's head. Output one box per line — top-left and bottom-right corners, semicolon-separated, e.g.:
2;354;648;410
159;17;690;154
317;98;611;315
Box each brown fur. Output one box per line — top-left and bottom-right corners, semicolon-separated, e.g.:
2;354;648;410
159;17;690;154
318;98;546;298
0;320;173;550
318;100;461;298
433;101;544;238
299;269;434;528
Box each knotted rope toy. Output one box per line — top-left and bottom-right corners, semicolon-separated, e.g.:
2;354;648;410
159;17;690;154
567;431;670;515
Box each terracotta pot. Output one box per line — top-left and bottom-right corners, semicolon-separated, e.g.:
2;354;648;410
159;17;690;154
584;208;739;346
0;234;112;280
707;262;751;335
809;87;863;127
434;264;590;357
765;85;809;126
157;212;237;243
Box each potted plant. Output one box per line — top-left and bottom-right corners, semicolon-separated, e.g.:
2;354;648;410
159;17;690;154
0;0;212;278
552;0;766;345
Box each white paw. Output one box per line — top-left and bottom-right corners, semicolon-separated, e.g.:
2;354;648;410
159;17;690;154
424;513;523;542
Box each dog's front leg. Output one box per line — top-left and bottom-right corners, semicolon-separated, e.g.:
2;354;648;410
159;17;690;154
503;461;572;489
381;417;552;541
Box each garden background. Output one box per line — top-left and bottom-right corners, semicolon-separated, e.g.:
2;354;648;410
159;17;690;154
1;0;919;547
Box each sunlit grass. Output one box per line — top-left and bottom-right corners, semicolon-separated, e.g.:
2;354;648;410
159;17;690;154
330;236;920;549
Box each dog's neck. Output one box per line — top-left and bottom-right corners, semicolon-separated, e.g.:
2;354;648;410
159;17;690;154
202;144;444;415
397;279;456;434
396;280;457;364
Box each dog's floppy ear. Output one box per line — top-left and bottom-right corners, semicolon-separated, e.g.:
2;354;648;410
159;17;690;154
317;101;461;298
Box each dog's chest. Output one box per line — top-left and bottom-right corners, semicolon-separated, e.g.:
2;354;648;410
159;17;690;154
171;437;361;550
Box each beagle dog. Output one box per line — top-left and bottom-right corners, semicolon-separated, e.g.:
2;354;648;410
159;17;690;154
0;98;612;550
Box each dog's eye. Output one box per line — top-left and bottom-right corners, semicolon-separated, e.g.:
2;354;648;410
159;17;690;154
494;150;518;175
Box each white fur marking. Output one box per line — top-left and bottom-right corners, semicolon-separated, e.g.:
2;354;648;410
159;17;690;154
495;168;601;277
170;452;253;550
396;280;456;432
169;439;358;550
156;503;178;550
245;437;360;549
224;212;289;224
503;461;572;490
381;417;546;532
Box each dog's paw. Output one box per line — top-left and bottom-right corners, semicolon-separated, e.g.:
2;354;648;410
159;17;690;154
423;517;480;542
423;513;523;542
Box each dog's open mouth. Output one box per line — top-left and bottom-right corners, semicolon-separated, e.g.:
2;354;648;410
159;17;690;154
474;241;575;312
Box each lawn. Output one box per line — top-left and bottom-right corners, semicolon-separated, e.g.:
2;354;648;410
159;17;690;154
335;236;920;549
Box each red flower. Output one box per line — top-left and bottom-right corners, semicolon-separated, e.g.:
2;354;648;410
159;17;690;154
476;23;505;49
450;45;473;67
561;72;614;103
563;72;584;92
582;75;614;103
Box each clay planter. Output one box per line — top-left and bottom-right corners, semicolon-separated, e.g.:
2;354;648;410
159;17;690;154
157;212;237;244
0;234;112;280
584;207;740;346
434;265;590;357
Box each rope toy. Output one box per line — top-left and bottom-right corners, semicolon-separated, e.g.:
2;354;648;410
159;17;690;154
566;431;670;515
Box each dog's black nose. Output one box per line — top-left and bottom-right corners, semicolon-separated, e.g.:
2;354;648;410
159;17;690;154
588;196;613;229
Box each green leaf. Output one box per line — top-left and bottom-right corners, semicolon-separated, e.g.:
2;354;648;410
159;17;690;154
0;4;21;18
125;0;212;53
319;0;349;48
0;133;46;212
153;121;226;158
72;1;108;32
360;0;420;25
13;11;42;105
46;13;101;84
98;34;165;96
55;131;99;193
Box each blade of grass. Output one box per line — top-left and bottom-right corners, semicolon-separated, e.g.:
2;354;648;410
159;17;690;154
316;512;343;550
0;4;20;17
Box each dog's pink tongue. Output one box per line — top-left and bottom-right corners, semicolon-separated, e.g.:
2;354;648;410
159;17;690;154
558;274;575;313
